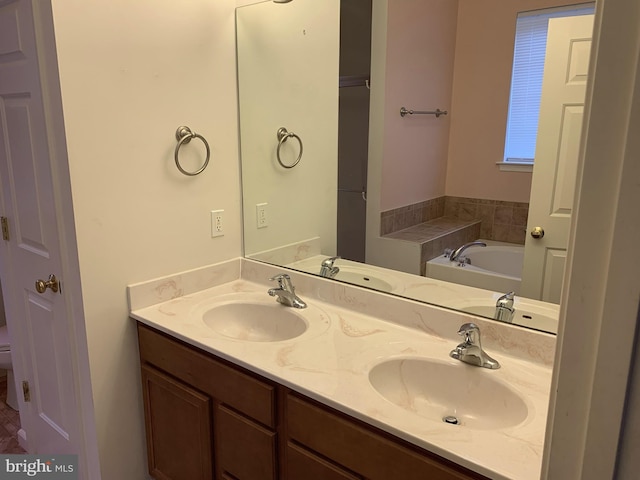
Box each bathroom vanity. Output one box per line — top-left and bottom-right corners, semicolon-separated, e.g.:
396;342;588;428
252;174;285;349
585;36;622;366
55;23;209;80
129;258;555;480
138;323;486;480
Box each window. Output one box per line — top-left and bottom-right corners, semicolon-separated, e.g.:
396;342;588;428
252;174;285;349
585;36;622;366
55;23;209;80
502;4;595;166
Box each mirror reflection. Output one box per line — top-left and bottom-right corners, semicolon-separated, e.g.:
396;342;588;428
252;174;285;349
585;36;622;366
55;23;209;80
237;0;595;334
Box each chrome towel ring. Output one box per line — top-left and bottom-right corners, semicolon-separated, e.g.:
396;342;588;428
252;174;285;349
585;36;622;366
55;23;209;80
174;126;210;176
276;127;303;169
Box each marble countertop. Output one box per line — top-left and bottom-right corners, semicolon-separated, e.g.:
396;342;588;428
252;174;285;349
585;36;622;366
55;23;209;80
129;260;553;480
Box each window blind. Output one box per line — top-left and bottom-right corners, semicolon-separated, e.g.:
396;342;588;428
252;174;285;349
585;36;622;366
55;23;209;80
503;5;594;163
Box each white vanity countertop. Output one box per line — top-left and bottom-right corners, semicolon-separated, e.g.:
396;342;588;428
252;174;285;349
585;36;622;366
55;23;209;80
130;273;553;480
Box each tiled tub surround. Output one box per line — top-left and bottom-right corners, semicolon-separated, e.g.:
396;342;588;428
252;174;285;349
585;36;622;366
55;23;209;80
380;197;446;235
381;196;529;244
444;197;529;245
129;258;555;480
380;197;529;274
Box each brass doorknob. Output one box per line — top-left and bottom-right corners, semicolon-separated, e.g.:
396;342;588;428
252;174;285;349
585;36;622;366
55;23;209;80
35;274;60;294
530;227;545;239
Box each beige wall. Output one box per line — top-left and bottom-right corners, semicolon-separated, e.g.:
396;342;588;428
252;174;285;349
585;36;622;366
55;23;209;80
380;0;458;211
377;0;587;208
446;0;587;203
51;0;241;478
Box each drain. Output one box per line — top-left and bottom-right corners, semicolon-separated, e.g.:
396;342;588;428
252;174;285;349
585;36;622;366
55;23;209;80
443;415;460;425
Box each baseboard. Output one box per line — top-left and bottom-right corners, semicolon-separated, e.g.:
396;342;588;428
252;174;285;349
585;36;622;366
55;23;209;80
17;428;27;451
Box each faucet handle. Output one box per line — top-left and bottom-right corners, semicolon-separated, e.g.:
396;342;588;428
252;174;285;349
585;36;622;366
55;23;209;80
321;256;341;267
269;273;291;289
457;323;480;344
456;255;470;266
457;322;479;335
496;291;515;309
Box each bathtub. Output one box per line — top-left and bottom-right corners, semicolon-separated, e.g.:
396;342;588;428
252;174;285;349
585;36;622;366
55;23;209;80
425;241;523;294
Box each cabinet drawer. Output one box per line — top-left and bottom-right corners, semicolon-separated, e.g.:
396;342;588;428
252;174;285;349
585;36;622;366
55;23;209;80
286;442;362;480
138;323;275;427
287;393;487;480
141;365;213;480
216;405;277;480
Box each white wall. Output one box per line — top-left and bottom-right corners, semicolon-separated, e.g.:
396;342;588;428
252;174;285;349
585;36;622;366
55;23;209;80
238;0;339;258
50;1;241;478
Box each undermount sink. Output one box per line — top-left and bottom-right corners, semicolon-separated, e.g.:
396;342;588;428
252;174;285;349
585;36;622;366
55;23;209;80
203;301;308;342
368;358;529;430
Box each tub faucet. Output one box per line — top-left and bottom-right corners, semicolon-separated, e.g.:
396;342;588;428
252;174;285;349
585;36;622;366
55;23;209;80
450;323;500;369
494;292;515;323
268;274;307;309
448;241;487;263
320;256;340;278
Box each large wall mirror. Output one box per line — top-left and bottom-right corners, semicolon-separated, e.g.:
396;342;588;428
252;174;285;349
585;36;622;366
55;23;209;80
237;0;595;335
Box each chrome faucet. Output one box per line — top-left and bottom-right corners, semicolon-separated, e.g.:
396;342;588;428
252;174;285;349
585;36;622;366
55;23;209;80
447;241;487;263
320;256;340;278
494;292;515;323
450;323;500;369
268;273;307;309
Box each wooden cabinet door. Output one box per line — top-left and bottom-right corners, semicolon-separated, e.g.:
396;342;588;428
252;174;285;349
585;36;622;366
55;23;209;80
141;365;213;480
286;393;487;480
286;442;363;480
216;404;277;480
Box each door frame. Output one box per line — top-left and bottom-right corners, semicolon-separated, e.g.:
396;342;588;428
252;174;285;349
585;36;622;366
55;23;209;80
542;0;640;478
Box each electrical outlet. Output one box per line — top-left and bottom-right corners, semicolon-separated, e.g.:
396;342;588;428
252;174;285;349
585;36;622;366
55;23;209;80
211;210;224;237
256;203;268;229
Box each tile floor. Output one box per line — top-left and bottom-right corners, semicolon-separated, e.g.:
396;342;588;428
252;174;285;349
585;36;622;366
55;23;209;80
0;375;25;453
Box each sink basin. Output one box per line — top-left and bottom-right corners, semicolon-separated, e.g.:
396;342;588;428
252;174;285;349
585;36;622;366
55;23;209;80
203;302;308;342
335;268;394;292
459;305;558;333
368;358;529;430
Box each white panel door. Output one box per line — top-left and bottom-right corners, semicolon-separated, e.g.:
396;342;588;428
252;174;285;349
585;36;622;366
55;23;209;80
520;14;594;302
0;0;81;454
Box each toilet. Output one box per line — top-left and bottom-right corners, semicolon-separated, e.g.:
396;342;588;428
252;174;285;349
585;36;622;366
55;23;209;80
0;325;18;410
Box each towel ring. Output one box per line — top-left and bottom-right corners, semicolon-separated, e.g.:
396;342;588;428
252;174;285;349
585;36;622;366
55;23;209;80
174;126;210;176
276;127;303;169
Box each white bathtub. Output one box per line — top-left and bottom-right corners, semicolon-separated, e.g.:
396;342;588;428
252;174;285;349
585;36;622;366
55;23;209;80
426;241;523;294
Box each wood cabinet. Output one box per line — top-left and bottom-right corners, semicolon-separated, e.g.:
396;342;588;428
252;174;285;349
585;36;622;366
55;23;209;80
285;393;486;480
138;324;276;480
141;365;213;480
137;323;488;480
